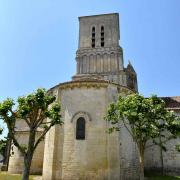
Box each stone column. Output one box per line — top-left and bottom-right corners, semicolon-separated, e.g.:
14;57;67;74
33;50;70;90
118;53;123;70
90;55;94;73
77;59;80;74
82;56;87;74
80;57;83;74
103;53;108;73
94;55;97;73
110;53;115;72
86;56;90;73
97;54;101;73
114;53;118;71
100;54;104;73
108;54;111;72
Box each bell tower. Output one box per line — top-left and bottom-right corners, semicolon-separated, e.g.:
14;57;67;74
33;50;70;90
72;13;138;92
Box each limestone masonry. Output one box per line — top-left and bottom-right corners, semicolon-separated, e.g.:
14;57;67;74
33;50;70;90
8;13;180;180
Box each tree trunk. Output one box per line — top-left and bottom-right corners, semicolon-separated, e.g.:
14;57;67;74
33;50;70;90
3;133;12;170
22;152;33;180
22;130;36;180
138;144;145;180
159;135;164;175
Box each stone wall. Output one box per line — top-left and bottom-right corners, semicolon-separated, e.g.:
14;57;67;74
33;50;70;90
145;136;180;176
43;84;120;180
8;131;44;174
76;47;124;75
144;110;180;176
78;13;119;48
42;81;138;180
119;125;139;180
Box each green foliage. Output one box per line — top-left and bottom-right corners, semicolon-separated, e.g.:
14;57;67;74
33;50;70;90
0;88;63;180
145;171;180;180
105;93;180;180
0;172;38;180
0;88;62;132
16;88;62;126
0;139;7;156
0;127;7;156
0;127;3;135
105;94;180;146
0;88;62;154
175;144;180;152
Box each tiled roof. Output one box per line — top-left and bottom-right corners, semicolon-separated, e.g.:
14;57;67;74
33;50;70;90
161;96;180;109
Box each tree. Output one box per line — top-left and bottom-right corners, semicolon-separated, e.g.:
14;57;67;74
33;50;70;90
0;127;7;160
0;128;10;171
105;93;180;180
0;88;63;180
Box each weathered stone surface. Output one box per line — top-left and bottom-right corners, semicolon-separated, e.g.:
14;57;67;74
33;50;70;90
72;13;138;92
144;110;180;176
8;131;44;175
42;82;138;180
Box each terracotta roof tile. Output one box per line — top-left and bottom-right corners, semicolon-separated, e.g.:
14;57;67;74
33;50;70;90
160;96;180;109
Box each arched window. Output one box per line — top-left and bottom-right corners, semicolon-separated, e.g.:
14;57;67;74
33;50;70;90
91;26;95;48
76;117;85;140
101;26;104;47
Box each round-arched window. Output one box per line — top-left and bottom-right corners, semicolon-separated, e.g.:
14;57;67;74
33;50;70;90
76;117;85;140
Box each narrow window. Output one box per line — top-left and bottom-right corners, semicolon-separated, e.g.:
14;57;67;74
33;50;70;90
101;26;104;47
92;27;95;48
76;117;85;140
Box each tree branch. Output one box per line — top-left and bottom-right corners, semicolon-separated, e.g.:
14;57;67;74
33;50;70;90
24;118;31;127
122;117;134;139
33;123;54;151
11;135;26;155
36;116;46;129
3;115;26;155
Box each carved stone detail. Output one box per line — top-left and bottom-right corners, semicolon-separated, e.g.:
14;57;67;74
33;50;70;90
71;111;91;122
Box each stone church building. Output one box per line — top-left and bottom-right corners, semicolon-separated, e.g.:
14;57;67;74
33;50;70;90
7;13;180;180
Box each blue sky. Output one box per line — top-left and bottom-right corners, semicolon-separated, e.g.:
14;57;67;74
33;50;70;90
0;1;180;136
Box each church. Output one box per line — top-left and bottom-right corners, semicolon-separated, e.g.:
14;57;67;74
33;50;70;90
7;13;180;180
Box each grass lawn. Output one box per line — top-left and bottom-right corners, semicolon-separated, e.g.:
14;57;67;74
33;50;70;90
0;172;41;180
145;172;180;180
146;176;180;180
0;171;180;180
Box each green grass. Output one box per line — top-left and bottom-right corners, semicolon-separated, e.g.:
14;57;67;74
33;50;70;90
145;172;180;180
0;171;180;180
0;172;40;180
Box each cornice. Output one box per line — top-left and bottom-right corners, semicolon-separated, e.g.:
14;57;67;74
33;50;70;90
48;79;135;94
76;46;123;57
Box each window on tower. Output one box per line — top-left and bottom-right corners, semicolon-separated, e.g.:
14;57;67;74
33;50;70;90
101;26;104;47
92;27;95;48
76;117;85;140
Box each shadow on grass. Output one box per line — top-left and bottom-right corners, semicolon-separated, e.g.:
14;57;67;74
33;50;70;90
145;171;180;180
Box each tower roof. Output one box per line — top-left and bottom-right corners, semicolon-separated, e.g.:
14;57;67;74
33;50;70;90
127;61;135;71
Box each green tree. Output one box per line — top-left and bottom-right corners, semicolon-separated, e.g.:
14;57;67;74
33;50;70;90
105;94;180;180
0;88;63;180
0;127;7;159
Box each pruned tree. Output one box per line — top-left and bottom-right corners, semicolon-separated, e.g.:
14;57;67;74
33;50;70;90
105;94;180;180
0;127;7;159
0;88;63;180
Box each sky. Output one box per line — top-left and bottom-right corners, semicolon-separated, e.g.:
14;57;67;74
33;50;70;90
0;0;180;136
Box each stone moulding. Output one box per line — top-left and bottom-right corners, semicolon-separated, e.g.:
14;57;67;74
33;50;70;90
48;80;135;99
59;81;134;91
76;46;123;56
59;82;108;90
71;111;91;123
